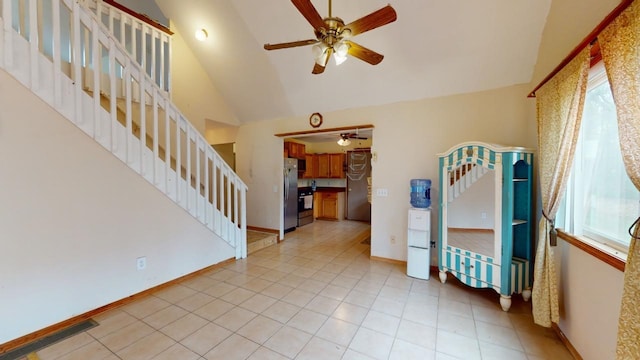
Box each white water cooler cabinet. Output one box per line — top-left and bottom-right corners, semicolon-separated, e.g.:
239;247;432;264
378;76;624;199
407;208;431;280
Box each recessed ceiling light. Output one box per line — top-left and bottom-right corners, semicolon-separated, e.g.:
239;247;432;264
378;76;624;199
195;28;208;41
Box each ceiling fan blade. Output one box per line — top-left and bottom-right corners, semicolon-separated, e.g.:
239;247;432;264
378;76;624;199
264;39;318;50
312;48;332;74
291;0;326;31
345;41;384;65
343;5;397;37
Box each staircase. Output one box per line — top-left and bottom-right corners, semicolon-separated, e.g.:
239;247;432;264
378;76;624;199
447;163;489;202
0;0;248;258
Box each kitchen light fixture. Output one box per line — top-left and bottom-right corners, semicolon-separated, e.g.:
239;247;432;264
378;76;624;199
195;28;208;41
312;40;350;66
337;137;351;146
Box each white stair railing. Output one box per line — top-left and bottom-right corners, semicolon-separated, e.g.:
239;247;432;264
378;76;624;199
448;164;489;202
80;0;171;94
0;0;247;259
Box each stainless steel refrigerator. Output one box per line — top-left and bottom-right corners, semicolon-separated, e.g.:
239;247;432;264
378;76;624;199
284;158;298;232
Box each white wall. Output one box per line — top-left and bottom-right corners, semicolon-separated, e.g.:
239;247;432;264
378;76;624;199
448;172;496;229
169;22;239;135
0;70;235;344
236;83;534;249
529;0;624;358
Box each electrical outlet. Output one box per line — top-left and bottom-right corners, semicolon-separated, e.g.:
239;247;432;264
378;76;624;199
136;256;146;270
390;235;396;244
481;212;487;219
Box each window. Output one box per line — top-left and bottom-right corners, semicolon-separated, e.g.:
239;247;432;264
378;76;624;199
559;62;640;253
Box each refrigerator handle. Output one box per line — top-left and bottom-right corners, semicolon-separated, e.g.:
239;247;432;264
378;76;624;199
284;168;289;201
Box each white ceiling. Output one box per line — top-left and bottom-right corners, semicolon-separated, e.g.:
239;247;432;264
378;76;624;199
153;0;551;124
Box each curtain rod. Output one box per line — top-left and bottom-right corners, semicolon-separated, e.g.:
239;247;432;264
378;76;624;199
528;0;634;98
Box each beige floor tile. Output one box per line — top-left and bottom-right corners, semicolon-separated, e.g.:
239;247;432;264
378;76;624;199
88;310;138;339
143;305;188;329
116;331;175;360
262;300;302;324
435;329;481;360
472;304;513;329
220;287;256;305
279;273;306;288
402;303;438;328
343;289;377;308
180;323;232;356
330;275;360;289
296;279;328;294
396;319;437;350
361;310;400;337
296;337;346;360
237;315;283;344
153;284;198;303
259;270;289;282
239;293;278;314
213;306;257;332
287;308;328;334
389;339;436;360
348;327;394;360
342;348;376;359
175;292;215;312
310;270;338;283
152;343;200;360
207;268;239;281
319;284;350;301
378;285;410;303
202;281;237;298
193;298;235;321
160;313;208;341
332;302;368;325
242;277;274;293
437;311;476;339
371;296;405;318
281;288;315;307
100;321;155;352
246;346;289;360
264;326;312;358
475;321;523;351
316;317;358;346
438;298;473;319
517;331;574;359
478;341;528;360
304;295;341;316
120;296;171;319
260;283;294;300
52;340;112;360
181;276;219;292
203;334;260;360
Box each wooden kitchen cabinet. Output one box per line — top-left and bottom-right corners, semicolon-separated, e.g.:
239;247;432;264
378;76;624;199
315;153;344;178
284;141;305;159
302;154;316;179
316;192;345;220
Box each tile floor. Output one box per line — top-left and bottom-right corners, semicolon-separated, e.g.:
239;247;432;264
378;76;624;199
26;220;573;360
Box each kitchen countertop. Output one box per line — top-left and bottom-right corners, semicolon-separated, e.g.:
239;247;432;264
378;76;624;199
314;187;346;193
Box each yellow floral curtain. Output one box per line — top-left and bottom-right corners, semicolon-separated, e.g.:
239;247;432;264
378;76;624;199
598;0;640;357
533;46;591;327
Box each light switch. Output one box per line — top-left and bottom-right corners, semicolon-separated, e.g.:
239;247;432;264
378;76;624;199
376;188;388;197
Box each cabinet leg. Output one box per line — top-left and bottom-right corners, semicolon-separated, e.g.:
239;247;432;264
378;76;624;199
499;295;512;312
522;289;532;302
438;271;447;284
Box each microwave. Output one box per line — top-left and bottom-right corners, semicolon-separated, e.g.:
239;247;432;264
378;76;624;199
297;159;306;172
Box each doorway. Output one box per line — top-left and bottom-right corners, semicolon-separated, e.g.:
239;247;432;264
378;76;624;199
346;149;372;222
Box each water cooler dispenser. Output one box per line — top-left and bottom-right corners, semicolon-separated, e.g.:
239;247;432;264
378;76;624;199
407;179;431;280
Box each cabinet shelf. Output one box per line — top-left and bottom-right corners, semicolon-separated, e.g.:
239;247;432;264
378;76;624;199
512;219;527;225
513;178;528;182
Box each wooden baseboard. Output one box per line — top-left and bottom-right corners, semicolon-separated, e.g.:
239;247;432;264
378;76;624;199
247;226;280;241
369;255;407;266
0;257;235;354
552;323;583;360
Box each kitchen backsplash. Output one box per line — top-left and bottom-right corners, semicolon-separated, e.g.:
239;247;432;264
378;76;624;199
298;178;347;188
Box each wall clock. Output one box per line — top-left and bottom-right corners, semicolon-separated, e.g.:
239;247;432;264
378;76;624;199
309;113;323;128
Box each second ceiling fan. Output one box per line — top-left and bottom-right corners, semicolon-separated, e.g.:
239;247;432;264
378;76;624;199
264;0;397;74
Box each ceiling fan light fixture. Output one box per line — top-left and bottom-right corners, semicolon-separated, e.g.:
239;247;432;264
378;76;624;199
195;28;208;41
337;138;351;146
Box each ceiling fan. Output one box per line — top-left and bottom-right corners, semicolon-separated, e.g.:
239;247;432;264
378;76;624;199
337;132;368;146
264;0;397;74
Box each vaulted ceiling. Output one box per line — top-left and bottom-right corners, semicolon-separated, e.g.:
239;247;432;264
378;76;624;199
152;0;551;123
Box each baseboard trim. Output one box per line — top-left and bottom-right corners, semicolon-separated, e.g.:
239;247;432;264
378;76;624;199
0;257;235;354
552;323;583;360
247;226;280;241
369;256;407;266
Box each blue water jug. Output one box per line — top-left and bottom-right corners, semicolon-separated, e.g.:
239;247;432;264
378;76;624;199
410;179;431;208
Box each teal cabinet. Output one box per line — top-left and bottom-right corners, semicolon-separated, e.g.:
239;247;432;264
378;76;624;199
437;142;534;311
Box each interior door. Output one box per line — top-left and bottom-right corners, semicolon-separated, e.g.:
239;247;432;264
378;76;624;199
347;150;372;222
